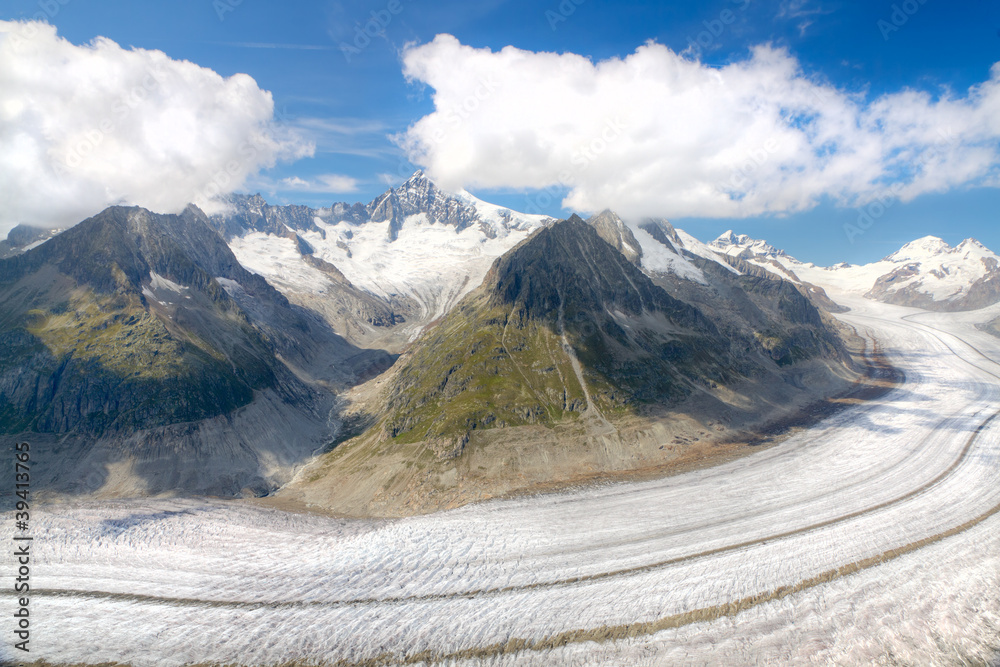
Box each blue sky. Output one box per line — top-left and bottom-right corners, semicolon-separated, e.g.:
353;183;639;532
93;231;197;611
2;0;999;264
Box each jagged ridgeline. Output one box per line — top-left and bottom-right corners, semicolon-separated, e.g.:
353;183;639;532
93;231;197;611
380;216;739;444
0;206;304;434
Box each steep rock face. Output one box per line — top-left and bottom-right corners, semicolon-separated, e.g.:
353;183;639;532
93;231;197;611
586;209;642;265
638;218;683;248
363;173;484;241
487;217;701;328
627;225;848;368
211;193;323;240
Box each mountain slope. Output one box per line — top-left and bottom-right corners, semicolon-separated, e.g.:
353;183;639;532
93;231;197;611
282;216;861;516
0;205;389;497
379;216;721;448
0;206;280;433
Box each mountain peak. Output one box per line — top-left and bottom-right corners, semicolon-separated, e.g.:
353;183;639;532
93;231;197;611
401;169;426;185
709;230;784;260
884;236;952;262
487;215;692;323
713;229;739;246
590;209;622;222
1;223;64;259
956;238;988;252
585;210;641;265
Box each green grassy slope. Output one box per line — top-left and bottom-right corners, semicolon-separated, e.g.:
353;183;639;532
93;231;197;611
0;207;287;435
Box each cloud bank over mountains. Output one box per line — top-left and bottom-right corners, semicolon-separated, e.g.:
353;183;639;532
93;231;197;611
399;34;1000;219
4;22;1000;237
0;20;312;235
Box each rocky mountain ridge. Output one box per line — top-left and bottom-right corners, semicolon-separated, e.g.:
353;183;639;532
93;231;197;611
0;223;64;259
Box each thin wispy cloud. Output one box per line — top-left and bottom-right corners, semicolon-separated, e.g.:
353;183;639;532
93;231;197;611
777;0;835;36
777;0;833;20
290;117;401;157
315;146;401;158
296;117;391;135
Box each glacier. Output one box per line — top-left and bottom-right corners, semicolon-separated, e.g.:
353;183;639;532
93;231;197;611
4;297;1000;665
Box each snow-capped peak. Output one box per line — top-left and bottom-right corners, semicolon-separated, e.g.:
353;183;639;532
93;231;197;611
218;172;555;330
956;238;989;254
883;236;952;262
712;230;741;246
709;230;784;260
710;229;1000;312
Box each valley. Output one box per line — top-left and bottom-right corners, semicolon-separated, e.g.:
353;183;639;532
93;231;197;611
6;296;1000;666
3;176;1000;666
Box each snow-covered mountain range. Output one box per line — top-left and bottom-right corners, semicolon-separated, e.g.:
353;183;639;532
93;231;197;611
207;175;1000;333
212;172;553;348
6;172;998;340
711;230;1000;311
6;169;998;502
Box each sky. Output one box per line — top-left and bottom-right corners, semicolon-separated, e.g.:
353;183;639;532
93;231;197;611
1;0;999;265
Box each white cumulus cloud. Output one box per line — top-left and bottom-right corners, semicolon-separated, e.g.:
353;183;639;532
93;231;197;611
0;21;313;236
398;34;1000;219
